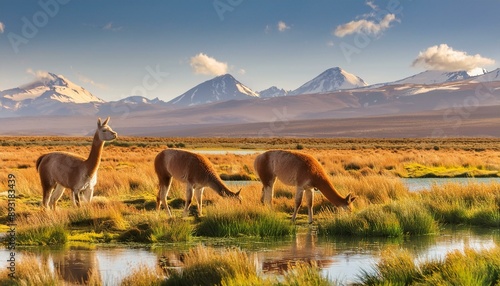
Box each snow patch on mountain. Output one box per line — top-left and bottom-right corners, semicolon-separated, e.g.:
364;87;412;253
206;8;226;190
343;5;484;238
289;67;368;95
393;69;488;85
169;74;259;106
115;96;164;104
1;72;103;104
470;68;500;83
259;86;289;98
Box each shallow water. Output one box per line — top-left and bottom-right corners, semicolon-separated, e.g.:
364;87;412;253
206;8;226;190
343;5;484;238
402;177;500;191
226;177;500;192
2;227;498;285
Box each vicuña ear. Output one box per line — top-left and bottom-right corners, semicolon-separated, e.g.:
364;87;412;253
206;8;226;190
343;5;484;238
102;116;110;126
97;117;102;127
347;193;356;203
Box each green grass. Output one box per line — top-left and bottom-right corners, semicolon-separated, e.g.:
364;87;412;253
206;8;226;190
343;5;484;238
164;246;258;286
278;261;334;286
150;218;193;242
404;162;499;178
318;201;438;237
16;223;68;245
195;206;295;238
359;247;500;285
421;182;500;227
120;264;166;286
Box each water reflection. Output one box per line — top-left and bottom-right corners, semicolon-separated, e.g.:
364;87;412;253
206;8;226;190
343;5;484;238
51;248;100;285
256;231;335;274
3;227;498;285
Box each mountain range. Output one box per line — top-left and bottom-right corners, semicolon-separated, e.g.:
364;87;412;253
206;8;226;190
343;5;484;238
1;67;499;137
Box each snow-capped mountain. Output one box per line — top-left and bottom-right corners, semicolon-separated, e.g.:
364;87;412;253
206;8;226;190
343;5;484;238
470;68;500;82
289;67;368;95
259;86;289;98
114;96;164;105
392;69;488;85
168;74;259;106
0;72;103;116
0;72;103;104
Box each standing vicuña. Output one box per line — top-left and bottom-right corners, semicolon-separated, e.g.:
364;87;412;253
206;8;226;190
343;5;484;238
254;150;356;223
154;149;241;217
36;117;117;209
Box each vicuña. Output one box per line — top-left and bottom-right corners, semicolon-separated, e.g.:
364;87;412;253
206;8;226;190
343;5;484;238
154;148;242;217
36;117;117;209
254;150;356;223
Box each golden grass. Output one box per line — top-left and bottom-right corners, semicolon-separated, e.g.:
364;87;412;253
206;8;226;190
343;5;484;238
1;136;500;244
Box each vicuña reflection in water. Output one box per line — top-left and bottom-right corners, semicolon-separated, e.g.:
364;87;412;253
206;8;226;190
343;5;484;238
257;231;335;274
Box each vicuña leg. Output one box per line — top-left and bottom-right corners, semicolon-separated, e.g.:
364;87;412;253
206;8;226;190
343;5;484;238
183;184;194;217
156;176;173;217
81;187;94;204
304;188;314;224
49;184;66;210
291;187;304;222
40;176;55;209
260;177;276;205
194;187;204;216
72;189;82;207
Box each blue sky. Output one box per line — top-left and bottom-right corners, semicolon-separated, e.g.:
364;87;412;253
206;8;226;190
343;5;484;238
1;0;499;102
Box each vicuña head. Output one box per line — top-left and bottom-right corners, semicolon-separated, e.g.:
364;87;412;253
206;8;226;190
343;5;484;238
36;117;117;210
154;148;242;217
254;150;356;223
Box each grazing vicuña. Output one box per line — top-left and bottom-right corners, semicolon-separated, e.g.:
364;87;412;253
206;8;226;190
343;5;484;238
254;150;356;223
154;149;241;217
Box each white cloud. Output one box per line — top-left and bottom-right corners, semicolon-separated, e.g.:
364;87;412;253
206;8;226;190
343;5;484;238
277;21;290;32
412;44;495;71
76;72;107;89
334;13;397;37
326;40;335;47
366;1;378;10
238;69;246;75
0;22;5;33
103;22;122;31
190;53;228;76
26;68;55;82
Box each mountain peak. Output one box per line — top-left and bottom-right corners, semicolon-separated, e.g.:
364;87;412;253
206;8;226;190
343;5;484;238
168;74;259;106
259;86;288;98
393;69;488;85
289;67;367;95
1;72;104;104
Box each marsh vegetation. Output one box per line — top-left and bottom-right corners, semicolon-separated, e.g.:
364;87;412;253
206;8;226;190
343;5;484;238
1;137;499;284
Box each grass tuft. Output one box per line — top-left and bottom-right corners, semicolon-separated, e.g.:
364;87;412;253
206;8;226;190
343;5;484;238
195;204;294;238
164;246;258;286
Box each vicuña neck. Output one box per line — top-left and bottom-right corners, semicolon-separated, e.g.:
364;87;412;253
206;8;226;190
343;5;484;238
313;176;345;206
208;174;233;197
85;132;104;176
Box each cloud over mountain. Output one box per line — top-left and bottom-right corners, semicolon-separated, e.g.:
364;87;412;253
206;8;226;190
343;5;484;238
334;13;397;37
0;22;5;33
412;44;495;71
25;69;57;85
190;53;228;76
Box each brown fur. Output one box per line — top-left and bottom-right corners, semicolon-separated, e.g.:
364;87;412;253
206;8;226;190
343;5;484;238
254;150;356;223
154;148;241;217
36;117;117;209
